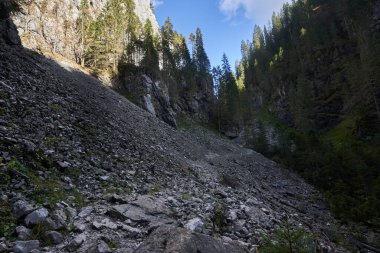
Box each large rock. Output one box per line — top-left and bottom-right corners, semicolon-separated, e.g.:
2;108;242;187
132;195;171;215
12;240;40;253
66;233;86;252
12;200;35;221
16;226;32;240
24;208;49;226
134;226;248;253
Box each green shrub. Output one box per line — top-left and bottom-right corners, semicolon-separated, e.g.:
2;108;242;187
261;219;315;253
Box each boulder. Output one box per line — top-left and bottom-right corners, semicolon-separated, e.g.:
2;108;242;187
24;208;49;227
12;200;35;220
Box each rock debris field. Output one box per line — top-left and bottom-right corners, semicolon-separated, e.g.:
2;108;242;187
0;44;352;252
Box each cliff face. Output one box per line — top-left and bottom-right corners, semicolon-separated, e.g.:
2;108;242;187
0;0;21;46
13;0;159;60
12;0;212;127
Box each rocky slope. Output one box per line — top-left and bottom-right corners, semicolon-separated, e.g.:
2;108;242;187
3;9;375;253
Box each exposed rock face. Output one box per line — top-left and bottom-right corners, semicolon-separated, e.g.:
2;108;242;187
134;0;159;34
13;0;159;59
116;72;214;126
116;74;177;126
0;0;21;45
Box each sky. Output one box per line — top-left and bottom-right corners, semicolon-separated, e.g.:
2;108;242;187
153;0;289;69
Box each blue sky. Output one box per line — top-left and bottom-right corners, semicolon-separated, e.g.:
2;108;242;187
153;0;289;69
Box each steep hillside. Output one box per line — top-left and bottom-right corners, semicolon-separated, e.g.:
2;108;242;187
215;0;380;229
1;8;371;253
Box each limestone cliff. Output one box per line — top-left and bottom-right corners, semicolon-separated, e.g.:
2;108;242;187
13;0;159;60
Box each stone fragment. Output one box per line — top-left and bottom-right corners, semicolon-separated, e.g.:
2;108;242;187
12;240;40;253
185;218;204;233
66;233;86;252
78;206;93;218
121;224;142;238
16;226;32;240
0;242;7;252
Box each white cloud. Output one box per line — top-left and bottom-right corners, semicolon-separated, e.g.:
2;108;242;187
219;0;289;26
151;0;164;8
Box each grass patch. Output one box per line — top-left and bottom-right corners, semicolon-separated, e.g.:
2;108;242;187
0;198;16;239
8;159;85;208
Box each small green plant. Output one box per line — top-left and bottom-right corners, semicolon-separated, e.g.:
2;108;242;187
211;203;228;235
51;103;63;111
106;241;119;249
0;199;16;239
0;107;6;116
261;219;315;253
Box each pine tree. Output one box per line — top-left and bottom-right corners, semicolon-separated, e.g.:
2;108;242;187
161;17;175;74
141;20;159;78
193;28;211;75
76;0;92;66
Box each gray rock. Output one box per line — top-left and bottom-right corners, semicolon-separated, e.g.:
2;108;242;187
12;200;35;220
12;240;40;253
16;226;32;240
0;242;7;252
87;240;111;253
99;175;110;181
50;208;68;230
108;204;151;222
228;210;238;222
134;226;247;253
78;206;94;218
73;222;86;232
185;218;204;233
92;218;118;230
44;231;64;245
121;224;142;238
66;233;86;252
132;195;171;215
24;208;49;226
